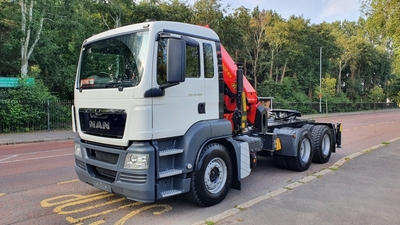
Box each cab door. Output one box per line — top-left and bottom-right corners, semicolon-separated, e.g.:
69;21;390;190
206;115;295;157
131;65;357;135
202;41;220;120
152;36;205;139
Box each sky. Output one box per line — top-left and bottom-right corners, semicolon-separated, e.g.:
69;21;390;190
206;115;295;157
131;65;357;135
190;0;363;24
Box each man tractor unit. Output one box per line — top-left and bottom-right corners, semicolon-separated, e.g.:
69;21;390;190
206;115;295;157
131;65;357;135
72;20;342;207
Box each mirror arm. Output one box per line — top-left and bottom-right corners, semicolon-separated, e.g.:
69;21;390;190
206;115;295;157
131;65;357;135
143;83;179;98
160;82;179;89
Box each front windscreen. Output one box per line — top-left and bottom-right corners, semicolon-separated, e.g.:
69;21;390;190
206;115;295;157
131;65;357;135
78;31;149;89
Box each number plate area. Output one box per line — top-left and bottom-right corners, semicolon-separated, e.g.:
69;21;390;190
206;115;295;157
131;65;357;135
93;179;112;192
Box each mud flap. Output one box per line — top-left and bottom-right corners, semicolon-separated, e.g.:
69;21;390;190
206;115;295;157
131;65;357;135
336;123;342;148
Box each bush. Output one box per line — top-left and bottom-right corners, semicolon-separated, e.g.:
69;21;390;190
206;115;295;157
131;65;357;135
0;79;72;133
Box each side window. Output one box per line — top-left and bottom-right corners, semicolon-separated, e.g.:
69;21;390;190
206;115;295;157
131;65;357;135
186;44;200;78
157;38;167;85
203;43;214;78
157;36;200;85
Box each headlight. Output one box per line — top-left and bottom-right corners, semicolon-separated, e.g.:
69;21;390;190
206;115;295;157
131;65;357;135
74;143;82;157
124;153;149;169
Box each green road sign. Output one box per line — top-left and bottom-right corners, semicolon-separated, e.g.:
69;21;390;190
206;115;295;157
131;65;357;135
0;77;35;88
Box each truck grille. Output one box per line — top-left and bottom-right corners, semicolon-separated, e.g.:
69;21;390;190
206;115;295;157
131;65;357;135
87;148;119;164
93;166;117;182
76;159;86;171
89;165;147;184
79;108;126;139
120;173;147;183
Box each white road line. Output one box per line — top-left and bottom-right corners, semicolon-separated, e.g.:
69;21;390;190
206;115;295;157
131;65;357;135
0;155;18;162
0;153;73;164
0;148;72;157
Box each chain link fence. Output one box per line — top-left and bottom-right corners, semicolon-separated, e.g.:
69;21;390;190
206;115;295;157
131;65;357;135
0;100;73;133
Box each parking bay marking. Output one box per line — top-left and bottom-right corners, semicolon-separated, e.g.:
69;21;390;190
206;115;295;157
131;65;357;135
41;192;172;224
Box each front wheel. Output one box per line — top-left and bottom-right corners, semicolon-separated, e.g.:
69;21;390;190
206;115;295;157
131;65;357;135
285;130;313;171
186;143;233;207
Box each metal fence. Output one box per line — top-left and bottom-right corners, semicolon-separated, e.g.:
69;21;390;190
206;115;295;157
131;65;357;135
0;100;73;133
0;100;397;133
273;102;398;115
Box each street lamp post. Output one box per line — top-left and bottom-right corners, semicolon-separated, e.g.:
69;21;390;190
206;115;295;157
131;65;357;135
319;47;322;113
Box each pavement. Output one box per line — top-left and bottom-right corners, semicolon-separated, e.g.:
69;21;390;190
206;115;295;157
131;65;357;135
1;109;400;225
196;137;400;225
0;130;76;145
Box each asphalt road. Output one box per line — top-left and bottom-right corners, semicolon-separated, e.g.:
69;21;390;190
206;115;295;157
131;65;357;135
0;109;399;225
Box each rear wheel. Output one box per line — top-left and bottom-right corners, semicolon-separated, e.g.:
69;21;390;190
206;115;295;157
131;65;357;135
302;124;315;133
286;130;313;171
186;143;233;207
312;125;333;163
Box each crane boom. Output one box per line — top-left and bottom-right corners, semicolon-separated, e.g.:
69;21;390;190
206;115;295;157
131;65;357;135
220;44;267;133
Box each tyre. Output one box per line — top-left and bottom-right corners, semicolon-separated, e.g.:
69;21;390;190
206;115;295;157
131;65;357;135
285;129;313;171
312;125;333;163
186;143;233;207
302;124;315;133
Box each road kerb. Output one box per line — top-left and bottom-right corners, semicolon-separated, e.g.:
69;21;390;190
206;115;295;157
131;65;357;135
192;208;240;225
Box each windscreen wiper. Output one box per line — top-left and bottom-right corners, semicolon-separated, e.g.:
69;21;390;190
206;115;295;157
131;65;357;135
105;81;133;91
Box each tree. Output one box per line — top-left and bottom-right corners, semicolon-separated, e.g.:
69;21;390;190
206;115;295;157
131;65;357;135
226;6;251;76
363;0;400;73
330;21;356;94
315;75;337;99
263;13;286;82
243;7;273;90
393;92;400;106
190;0;225;32
14;0;49;77
369;85;384;102
159;0;192;23
0;0;20;76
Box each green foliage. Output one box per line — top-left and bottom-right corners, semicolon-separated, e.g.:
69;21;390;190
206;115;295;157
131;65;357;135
315;75;337;99
0;0;20;76
258;77;317;114
393;92;400;106
325;92;352;113
0;0;397;107
387;75;400;100
191;0;225;31
363;0;400;74
0;80;71;133
368;86;384;102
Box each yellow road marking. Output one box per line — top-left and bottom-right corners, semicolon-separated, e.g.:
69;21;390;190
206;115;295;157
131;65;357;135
56;196;125;214
54;193;116;214
66;202;143;224
91;221;106;225
115;204;172;225
0;193;5;197
57;179;79;185
41;192;173;224
41;192;109;207
76;220;106;225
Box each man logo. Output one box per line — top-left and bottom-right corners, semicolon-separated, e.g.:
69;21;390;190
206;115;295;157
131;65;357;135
89;121;110;130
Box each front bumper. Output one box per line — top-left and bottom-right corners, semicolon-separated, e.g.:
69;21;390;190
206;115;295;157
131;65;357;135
74;137;156;202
